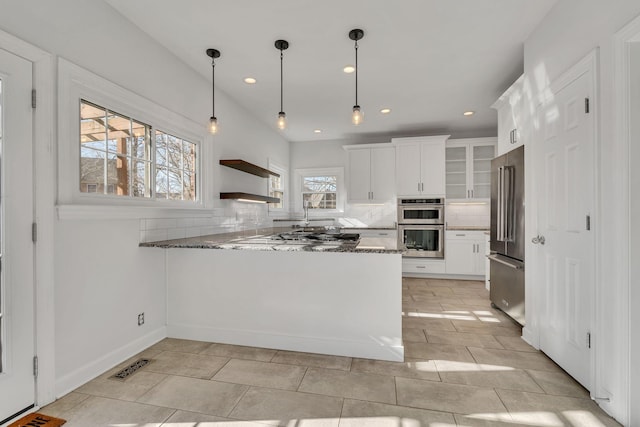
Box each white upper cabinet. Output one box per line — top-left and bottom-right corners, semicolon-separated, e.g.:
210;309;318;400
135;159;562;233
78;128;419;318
344;144;396;203
445;138;496;200
492;74;526;156
393;135;448;197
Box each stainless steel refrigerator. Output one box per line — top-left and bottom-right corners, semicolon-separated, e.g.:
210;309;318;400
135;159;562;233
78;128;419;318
489;145;525;325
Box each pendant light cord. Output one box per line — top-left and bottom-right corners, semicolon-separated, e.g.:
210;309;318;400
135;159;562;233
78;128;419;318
280;50;284;112
211;57;216;117
355;39;359;106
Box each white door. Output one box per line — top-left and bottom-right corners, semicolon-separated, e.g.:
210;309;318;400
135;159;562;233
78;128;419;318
370;146;395;202
0;48;35;423
535;63;594;389
347;149;371;202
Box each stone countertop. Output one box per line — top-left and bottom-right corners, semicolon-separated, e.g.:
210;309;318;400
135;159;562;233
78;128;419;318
446;226;490;231
340;226;397;231
140;228;403;254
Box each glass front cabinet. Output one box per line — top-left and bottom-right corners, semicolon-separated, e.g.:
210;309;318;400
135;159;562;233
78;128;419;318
445;138;496;201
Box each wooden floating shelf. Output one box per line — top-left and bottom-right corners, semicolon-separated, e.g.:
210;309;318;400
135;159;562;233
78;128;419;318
219;159;280;178
220;192;281;204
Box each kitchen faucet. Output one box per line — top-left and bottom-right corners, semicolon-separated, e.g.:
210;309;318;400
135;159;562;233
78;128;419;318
303;200;310;226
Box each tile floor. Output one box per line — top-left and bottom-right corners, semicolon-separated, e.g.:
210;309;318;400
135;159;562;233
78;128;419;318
42;278;621;427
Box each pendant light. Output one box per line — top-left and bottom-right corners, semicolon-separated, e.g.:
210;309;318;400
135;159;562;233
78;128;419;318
349;29;364;125
206;48;221;134
275;39;289;130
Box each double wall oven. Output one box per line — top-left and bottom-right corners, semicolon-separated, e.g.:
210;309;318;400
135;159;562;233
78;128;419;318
397;198;444;258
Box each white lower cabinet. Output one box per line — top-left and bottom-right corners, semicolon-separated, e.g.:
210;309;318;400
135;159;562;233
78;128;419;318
445;231;486;276
402;258;446;275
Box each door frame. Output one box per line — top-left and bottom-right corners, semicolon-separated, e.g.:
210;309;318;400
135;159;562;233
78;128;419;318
0;30;55;408
612;13;640;426
525;50;599;391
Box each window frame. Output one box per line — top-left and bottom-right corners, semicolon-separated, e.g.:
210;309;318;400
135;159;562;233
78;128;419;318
267;159;288;215
293;167;345;215
59;58;204;212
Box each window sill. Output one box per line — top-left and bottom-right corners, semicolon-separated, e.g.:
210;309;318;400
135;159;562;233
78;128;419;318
57;203;210;221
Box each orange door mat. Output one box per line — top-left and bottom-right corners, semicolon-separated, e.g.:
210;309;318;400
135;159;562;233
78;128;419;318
8;413;66;427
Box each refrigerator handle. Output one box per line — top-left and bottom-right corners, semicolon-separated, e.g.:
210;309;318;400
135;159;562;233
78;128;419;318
505;165;515;242
497;166;505;241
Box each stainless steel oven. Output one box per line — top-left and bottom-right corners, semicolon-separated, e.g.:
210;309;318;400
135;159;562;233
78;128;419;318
397;198;444;224
398;224;444;258
397;198;445;258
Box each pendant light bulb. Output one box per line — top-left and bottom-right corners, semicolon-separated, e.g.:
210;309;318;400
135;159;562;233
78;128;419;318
277;112;287;130
209;116;218;134
206;48;221;136
352;105;363;126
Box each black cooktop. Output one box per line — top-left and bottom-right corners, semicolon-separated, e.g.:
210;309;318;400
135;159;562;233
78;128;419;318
273;231;360;242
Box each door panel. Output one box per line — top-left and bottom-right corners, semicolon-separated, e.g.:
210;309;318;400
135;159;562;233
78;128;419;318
0;48;35;422
347;149;370;202
536;66;593;390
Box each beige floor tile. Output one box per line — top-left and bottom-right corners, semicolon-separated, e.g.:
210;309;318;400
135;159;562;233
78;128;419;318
145;351;229;379
161;410;269;426
451;318;521;332
137;375;248;417
426;330;504;349
350;357;440;382
298;367;396;404
451;322;522;337
75;371;168;401
339;399;455;427
213;358;307;390
41;392;91;419
402;302;443;311
229;387;342;426
201;343;277;362
396;377;506;415
62;396;174;427
95;348;163;381
402;316;456;331
271;350;352;371
454;413;521;426
496;389;621;426
149;338;212;354
435;360;544;393
468;347;562;372
402;328;427;342
494;335;538;352
526;369;590;398
404;342;475;362
411;295;466;304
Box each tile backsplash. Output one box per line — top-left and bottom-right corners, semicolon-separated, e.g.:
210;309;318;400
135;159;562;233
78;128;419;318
445;202;490;227
139;200;272;243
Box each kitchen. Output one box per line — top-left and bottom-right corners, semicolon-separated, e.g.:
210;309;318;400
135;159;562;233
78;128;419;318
1;0;639;426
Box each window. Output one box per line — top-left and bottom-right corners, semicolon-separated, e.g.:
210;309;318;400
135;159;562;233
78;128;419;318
302;175;337;209
155;130;197;201
294;167;345;213
267;160;287;213
79;99;198;202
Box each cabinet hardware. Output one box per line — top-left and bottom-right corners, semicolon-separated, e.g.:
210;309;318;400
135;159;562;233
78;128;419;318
416;265;426;269
456;234;466;236
586;215;591;231
418;183;421;192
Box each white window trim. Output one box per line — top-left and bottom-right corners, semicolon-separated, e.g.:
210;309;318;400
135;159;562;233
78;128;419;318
58;58;206;216
293;167;345;215
267;159;288;216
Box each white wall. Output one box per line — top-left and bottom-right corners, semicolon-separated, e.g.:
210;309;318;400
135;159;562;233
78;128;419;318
524;0;640;423
0;0;289;398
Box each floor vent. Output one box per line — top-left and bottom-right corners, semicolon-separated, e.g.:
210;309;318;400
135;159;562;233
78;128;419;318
110;358;152;381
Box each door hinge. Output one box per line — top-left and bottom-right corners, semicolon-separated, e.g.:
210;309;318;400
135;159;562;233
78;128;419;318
33;355;38;378
587;332;591;349
32;222;37;243
31;89;36;109
586;215;591;231
585;97;590;114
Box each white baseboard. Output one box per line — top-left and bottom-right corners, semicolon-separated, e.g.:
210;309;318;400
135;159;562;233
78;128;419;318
54;326;166;398
168;323;404;362
403;273;485;281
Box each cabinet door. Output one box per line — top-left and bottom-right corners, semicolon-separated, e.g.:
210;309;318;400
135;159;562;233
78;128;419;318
474;237;486;275
496;103;515;156
446;146;468;199
348;149;372;202
420;142;446;196
471;145;494;199
370;146;396;202
445;239;476;275
396;143;421;196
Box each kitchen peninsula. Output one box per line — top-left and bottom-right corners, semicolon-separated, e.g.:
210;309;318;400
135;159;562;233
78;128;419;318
141;229;404;362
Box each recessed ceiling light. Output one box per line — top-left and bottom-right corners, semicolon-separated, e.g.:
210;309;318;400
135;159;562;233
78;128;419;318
380;108;391;114
463;111;475;116
314;129;322;134
243;77;257;84
343;65;355;74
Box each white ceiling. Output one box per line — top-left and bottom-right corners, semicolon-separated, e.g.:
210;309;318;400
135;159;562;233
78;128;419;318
106;0;558;143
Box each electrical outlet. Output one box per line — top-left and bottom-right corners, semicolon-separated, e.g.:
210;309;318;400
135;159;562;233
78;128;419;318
137;312;144;326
